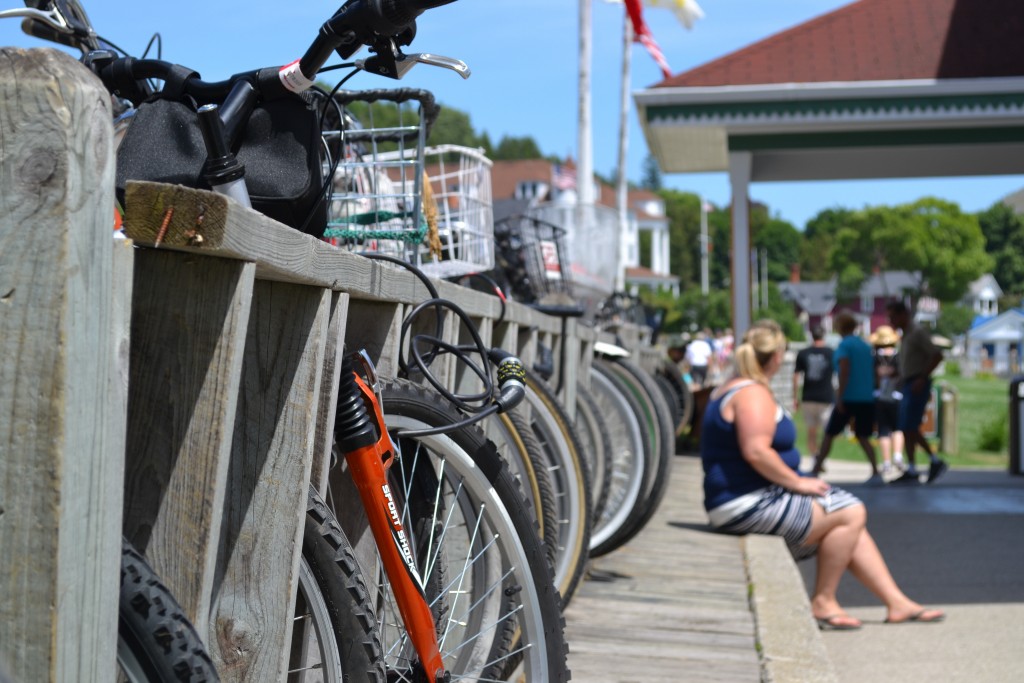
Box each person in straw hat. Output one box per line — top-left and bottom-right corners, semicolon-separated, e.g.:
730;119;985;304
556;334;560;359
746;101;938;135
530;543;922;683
870;325;906;479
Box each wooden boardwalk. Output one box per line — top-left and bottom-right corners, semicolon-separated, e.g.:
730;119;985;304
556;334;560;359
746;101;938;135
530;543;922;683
564;456;761;683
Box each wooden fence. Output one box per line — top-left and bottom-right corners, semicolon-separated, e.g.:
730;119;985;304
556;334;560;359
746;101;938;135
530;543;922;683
0;47;658;682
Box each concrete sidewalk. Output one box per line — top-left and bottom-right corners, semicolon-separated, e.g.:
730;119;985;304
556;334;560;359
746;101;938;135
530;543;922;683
564;455;837;682
564;453;1024;682
800;457;1024;683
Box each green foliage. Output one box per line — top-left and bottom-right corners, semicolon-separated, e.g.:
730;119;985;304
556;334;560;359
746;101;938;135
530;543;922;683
824;198;991;303
641;153;663;191
801;208;854;281
492;135;542;160
752;214;802;282
977;202;1024;297
944;360;961;377
935;304;975;339
977;409;1009;452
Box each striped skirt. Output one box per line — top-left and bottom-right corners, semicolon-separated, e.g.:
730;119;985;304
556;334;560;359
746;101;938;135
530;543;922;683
708;485;862;561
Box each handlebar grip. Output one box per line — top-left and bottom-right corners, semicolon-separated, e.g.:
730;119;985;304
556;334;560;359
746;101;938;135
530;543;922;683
21;18;79;49
378;0;457;24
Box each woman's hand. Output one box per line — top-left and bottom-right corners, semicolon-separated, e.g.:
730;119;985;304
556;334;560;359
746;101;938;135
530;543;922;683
791;476;830;497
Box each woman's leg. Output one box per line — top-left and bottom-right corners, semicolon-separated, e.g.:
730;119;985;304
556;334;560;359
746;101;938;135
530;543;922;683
845;527;944;622
803;502;943;623
803;502;867;623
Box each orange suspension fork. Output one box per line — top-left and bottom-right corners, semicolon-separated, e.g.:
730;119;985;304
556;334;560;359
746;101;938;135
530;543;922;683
334;352;446;683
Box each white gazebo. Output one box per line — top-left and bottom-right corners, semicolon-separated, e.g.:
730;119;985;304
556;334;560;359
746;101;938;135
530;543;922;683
634;0;1024;337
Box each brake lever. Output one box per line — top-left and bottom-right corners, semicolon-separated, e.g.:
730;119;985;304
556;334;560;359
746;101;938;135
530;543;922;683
402;53;470;79
356;50;470;80
0;7;71;32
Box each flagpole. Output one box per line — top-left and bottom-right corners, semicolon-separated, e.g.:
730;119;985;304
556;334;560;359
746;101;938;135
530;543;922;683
700;196;709;295
615;13;633;292
577;0;594;208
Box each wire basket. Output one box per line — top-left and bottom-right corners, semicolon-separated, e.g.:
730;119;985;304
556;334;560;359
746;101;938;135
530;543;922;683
322;89;432;263
417;145;494;278
321;92;493;279
492;214;574;305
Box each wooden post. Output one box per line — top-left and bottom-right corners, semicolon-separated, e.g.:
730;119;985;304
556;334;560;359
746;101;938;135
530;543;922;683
0;48;122;682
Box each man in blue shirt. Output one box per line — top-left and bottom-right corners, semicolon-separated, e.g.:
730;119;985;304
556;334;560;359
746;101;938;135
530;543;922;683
811;311;884;485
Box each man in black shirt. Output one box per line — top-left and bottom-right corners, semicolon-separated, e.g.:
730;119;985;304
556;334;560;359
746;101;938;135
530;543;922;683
792;326;835;459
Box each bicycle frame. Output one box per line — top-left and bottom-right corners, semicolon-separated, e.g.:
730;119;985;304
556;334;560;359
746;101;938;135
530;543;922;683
338;351;445;682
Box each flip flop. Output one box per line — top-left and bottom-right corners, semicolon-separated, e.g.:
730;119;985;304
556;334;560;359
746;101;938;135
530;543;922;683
815;614;862;631
884;609;946;624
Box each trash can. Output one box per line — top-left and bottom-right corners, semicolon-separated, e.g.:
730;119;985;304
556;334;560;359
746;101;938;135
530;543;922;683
1009;376;1024;475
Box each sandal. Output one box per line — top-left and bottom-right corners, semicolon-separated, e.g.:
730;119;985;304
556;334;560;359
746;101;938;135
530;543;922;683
815;614;862;631
884;608;945;624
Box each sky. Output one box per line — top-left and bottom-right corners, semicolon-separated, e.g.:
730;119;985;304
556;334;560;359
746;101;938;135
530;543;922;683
4;0;1023;228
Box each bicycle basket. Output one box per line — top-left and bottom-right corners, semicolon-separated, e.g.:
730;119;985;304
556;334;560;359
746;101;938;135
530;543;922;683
417;144;494;278
323;89;433;264
492;214;573;304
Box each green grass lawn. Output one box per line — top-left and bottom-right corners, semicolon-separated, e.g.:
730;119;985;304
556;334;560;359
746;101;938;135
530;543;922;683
792;373;1012;469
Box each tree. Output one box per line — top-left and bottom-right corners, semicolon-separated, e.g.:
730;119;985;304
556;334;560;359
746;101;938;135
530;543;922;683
826;198;991;303
752;213;801;282
427;106;484;149
801;208;854;281
641;154;663;191
977;202;1024;297
658;189;700;289
492;135;543;160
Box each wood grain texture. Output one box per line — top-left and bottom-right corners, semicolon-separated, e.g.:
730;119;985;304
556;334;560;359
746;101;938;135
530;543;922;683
564;457;761;683
0;47;121;683
211;282;330;682
123;249;256;633
310;292;349;493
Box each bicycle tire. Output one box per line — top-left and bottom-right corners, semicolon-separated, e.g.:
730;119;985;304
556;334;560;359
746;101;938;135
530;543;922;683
330;380;569;682
573;380;613;524
597;358;674;550
657;361;694;434
653;372;684;435
586;363;652;557
521;370;592;608
296;488;385;682
118;540;219;683
489;409;561;572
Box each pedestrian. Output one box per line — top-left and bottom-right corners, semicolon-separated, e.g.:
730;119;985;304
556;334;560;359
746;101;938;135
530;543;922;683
792;325;835;461
811;311;883;485
700;319;945;630
886;300;948;484
870;325;906;479
685;331;714;388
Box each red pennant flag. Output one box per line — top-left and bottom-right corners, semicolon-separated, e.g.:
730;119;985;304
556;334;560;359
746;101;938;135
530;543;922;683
624;0;672;78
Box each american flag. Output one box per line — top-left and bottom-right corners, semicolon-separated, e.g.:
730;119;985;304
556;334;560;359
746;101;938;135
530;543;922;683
624;0;672;79
552;163;577;191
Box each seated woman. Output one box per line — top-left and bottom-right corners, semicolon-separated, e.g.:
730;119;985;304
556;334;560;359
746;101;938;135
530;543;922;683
700;319;944;630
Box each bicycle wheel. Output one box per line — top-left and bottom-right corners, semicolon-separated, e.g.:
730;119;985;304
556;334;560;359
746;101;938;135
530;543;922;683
573;381;613;523
586;363;651;557
118;540;219;683
597;357;674;548
295;489;385;682
485;409;560;571
521;371;592;608
331;380;569;682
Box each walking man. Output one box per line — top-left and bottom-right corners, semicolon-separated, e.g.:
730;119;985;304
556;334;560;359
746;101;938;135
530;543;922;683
793;325;834;460
886;300;948;484
811;311;883;485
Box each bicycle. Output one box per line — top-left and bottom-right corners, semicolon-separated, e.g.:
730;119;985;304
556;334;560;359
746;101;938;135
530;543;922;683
4;1;573;683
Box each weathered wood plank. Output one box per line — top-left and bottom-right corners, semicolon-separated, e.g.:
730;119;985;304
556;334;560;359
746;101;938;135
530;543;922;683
310;292;349;493
211;282;330;682
564;457;761;683
123;250;256;634
0;47;121;683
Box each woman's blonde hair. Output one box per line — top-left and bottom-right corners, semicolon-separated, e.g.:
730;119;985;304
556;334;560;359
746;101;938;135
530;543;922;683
733;319;786;385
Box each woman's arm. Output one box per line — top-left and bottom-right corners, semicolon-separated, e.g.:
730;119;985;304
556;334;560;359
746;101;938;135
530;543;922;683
731;384;830;496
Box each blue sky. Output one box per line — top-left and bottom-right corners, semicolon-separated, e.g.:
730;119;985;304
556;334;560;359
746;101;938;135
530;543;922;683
5;0;1022;228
